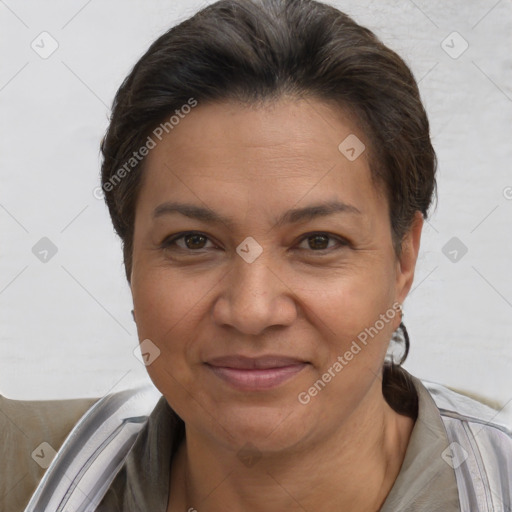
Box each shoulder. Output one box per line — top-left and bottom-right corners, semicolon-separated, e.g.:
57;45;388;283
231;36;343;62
0;393;100;512
421;378;512;436
419;378;512;510
23;384;163;512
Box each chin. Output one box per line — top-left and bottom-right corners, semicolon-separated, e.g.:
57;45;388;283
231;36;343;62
205;401;311;454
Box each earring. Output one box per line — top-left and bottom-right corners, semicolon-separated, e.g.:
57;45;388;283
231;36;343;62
131;309;136;322
390;303;404;343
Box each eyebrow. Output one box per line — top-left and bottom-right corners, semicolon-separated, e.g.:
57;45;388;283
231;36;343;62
152;200;362;229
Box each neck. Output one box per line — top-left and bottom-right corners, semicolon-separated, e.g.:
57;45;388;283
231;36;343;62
168;381;414;512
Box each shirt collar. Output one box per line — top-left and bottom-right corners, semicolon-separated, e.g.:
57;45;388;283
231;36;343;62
380;369;460;511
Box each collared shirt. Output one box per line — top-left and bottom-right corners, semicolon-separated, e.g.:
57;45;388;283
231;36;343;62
96;371;461;511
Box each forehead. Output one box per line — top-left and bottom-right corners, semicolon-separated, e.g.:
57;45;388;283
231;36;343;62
137;97;385;223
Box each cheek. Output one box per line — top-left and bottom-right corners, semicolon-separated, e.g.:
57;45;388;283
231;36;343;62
133;291;203;420
132;265;208;333
309;267;397;366
131;271;202;385
312;262;396;323
304;280;398;418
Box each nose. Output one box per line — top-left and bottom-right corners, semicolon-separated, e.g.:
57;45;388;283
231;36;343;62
211;253;298;336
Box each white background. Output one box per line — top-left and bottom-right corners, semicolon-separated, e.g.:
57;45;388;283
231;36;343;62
0;0;511;425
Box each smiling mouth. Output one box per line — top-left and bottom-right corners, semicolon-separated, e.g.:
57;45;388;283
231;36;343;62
204;355;309;390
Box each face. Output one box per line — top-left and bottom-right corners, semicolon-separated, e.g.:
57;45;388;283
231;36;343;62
130;97;422;453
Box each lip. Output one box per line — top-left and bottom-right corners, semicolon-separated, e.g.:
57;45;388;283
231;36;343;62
206;355;306;369
205;355;308;391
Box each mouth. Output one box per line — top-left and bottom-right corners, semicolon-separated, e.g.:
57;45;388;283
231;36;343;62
204;355;309;391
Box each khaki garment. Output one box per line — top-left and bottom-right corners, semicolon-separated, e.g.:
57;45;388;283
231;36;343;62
0;394;99;512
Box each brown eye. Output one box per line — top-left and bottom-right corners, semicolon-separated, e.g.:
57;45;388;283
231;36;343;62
307;234;330;250
161;232;215;251
182;233;208;249
297;232;348;252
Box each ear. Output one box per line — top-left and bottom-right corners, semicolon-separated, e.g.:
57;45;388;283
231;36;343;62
395;211;424;306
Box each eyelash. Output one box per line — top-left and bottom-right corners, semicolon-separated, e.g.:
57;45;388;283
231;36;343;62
159;231;349;254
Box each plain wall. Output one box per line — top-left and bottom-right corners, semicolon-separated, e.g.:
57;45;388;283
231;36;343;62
1;0;511;425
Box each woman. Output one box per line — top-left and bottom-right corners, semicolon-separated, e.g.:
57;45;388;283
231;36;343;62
8;0;512;511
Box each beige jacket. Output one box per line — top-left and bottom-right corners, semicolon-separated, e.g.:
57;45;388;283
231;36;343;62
0;393;99;512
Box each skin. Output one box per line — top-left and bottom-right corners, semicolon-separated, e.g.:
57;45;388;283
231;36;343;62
130;97;423;512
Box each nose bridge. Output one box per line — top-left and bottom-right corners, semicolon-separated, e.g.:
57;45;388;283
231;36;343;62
234;250;275;300
214;247;296;335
